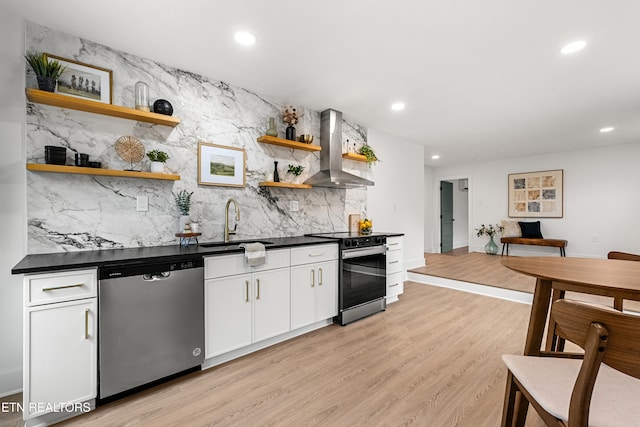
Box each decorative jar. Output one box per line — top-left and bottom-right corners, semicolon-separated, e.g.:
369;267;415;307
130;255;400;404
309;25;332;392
134;81;150;112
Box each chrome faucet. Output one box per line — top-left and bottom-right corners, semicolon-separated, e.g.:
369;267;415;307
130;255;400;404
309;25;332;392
224;198;240;243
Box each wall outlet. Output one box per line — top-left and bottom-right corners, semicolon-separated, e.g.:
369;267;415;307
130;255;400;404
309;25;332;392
290;200;299;212
136;196;149;212
592;234;598;243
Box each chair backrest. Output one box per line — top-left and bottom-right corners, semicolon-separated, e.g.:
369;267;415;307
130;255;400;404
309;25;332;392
553;299;640;379
607;251;640;262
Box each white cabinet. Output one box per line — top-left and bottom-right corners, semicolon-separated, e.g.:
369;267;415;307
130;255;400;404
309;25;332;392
205;249;291;358
386;236;405;303
291;244;338;329
23;269;98;421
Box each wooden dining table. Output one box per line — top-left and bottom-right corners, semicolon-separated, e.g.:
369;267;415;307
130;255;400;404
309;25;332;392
502;256;640;356
501;256;640;425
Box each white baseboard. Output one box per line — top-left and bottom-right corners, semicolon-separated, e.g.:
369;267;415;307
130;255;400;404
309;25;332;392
406;271;532;305
0;368;22;397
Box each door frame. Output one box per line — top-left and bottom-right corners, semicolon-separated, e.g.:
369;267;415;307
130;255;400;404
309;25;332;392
435;175;472;254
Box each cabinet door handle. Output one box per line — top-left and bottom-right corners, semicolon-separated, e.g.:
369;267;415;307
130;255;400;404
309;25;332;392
318;268;323;286
256;279;261;300
42;283;84;292
389;243;400;246
311;269;315;287
390;283;400;287
308;253;324;257
389;260;400;264
84;309;90;339
245;280;250;302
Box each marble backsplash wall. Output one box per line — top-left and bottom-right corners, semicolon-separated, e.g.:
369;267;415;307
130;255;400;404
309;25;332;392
25;22;373;254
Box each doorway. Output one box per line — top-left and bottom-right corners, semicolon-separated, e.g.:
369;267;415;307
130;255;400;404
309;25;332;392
439;178;469;253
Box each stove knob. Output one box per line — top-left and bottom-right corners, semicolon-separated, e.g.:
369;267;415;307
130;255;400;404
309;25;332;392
345;240;352;247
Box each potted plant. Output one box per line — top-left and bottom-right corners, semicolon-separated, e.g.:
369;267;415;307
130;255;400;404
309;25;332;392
24;52;66;93
476;223;504;255
358;143;379;164
286;164;304;184
174;190;193;232
146;149;169;173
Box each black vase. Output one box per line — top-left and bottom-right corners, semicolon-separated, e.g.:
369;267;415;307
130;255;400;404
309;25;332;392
153;99;174;116
37;76;56;92
273;161;280;182
285;125;296;141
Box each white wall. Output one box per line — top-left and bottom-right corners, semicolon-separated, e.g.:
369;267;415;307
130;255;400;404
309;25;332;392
0;13;26;396
367;129;424;269
430;143;640;257
424;166;435;253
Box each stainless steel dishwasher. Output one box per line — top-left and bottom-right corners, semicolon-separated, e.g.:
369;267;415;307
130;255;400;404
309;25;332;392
98;257;204;399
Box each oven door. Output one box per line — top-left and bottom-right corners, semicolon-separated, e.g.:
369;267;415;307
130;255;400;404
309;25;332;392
341;245;387;310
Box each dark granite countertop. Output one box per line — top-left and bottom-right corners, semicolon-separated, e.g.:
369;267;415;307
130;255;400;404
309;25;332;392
12;236;339;274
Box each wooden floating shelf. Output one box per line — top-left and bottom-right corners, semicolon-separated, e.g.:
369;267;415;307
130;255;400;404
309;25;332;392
26;88;180;127
257;135;321;152
26;163;180;181
342;152;369;163
258;181;312;189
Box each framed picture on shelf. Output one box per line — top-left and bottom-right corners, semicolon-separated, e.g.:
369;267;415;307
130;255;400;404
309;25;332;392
508;169;563;218
198;142;246;187
46;53;113;104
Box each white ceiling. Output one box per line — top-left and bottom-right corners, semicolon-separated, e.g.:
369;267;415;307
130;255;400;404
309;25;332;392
6;0;640;167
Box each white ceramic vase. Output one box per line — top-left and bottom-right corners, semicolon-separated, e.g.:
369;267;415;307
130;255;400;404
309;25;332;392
150;161;165;173
178;215;190;232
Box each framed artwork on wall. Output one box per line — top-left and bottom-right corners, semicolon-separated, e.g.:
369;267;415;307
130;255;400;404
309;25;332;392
508;169;563;218
46;53;113;104
198;142;246;187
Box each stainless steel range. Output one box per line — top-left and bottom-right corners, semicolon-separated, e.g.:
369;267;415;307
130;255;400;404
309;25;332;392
307;232;387;325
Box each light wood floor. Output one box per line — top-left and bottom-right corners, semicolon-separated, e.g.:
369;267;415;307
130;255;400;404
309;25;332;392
411;252;536;293
22;282;544;427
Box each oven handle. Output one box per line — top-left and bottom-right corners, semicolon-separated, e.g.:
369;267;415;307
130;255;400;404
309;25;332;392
342;245;387;259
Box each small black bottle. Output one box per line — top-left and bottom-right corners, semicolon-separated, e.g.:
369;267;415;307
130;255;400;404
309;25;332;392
273;161;280;182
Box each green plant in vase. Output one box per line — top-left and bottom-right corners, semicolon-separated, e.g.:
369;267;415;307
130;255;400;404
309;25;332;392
24;52;67;92
286;164;304;184
358;143;379;164
147;149;169;173
174;189;194;233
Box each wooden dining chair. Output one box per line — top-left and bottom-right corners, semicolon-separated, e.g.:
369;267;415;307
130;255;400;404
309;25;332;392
501;299;640;427
545;250;640;353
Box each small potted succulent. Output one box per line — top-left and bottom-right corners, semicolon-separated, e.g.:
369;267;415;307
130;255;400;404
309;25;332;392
24;52;66;92
146;149;169;173
286;164;304;184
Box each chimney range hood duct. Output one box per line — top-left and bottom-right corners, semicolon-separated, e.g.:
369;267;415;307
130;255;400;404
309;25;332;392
304;109;374;189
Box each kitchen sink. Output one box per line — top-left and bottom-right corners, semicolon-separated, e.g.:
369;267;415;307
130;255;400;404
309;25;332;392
199;240;274;249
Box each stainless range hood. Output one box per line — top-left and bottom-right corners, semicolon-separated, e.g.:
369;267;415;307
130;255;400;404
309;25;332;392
304;109;374;189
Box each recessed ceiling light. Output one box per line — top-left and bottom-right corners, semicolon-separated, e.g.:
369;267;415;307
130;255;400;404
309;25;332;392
560;40;587;55
600;127;614;133
431;155;440;160
234;31;256;46
391;102;405;111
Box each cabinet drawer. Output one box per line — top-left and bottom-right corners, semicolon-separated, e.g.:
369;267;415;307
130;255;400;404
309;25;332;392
386;250;404;274
205;254;249;279
205;249;291;279
386;272;405;297
25;269;97;307
386;236;403;252
252;249;290;272
291;244;338;266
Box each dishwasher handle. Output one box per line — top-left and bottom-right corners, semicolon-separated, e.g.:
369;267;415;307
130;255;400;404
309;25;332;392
142;272;172;281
